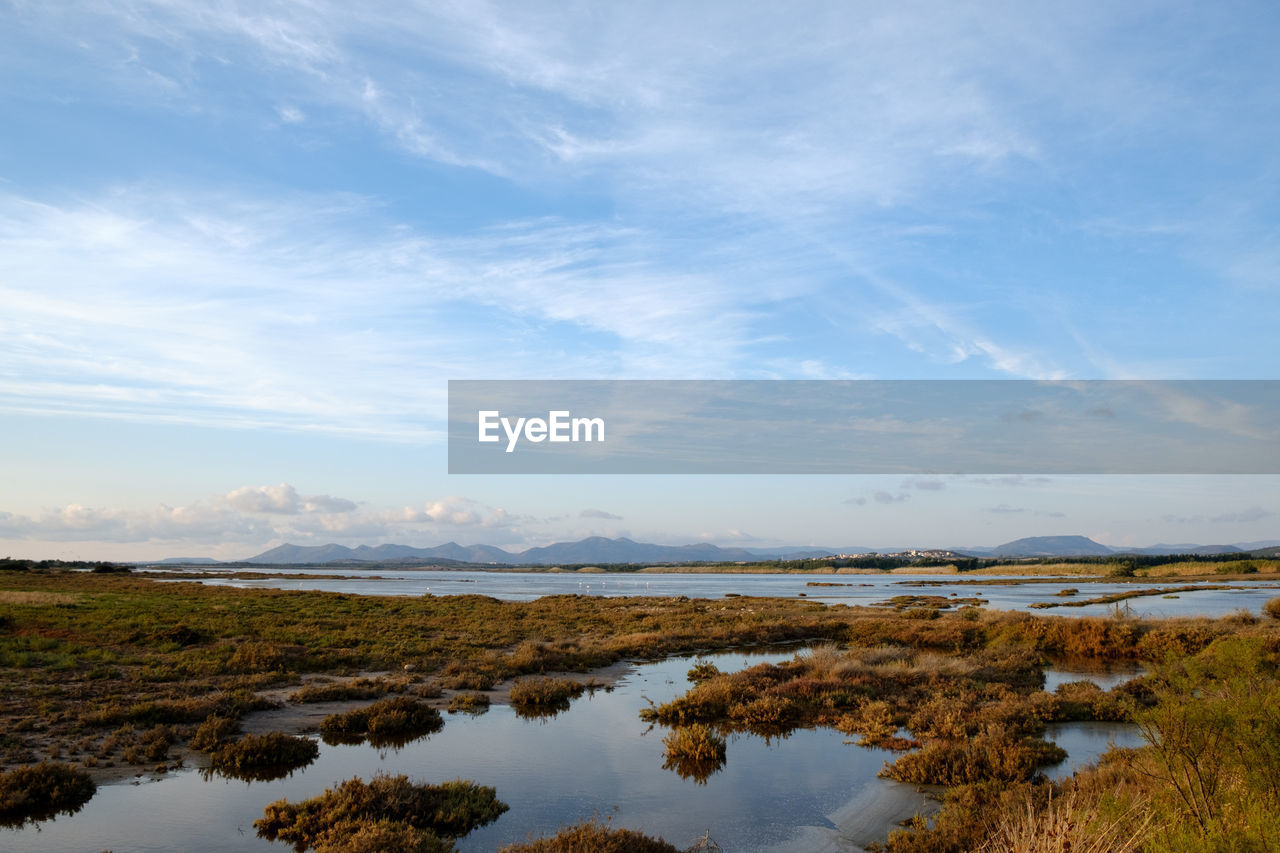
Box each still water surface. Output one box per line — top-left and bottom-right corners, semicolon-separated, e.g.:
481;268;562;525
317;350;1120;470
3;648;1141;853
158;568;1280;619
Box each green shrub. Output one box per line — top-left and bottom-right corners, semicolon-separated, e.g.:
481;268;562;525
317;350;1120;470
1136;637;1280;834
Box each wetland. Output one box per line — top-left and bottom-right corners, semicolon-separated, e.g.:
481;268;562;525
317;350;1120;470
3;561;1280;850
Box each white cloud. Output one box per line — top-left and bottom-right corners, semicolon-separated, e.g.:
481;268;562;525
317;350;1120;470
0;189;779;435
0;502;270;544
581;508;623;520
0;487;520;547
222;483;302;514
393;496;516;528
221;484;356;514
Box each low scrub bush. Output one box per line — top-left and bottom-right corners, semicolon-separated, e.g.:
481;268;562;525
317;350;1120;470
437;659;501;691
1136;624;1214;658
727;694;797;730
292;678;392;704
509;677;586;709
447;693;490;714
978;787;1151;853
122;724;174;764
686;660;721;682
255;772;506;851
211;732;319;781
885;735;1067;785
1050;681;1133;722
661;724;726;783
227;641;305;673
838;699;902;746
499;817;680;852
320;697;443;747
189;715;239;751
1265;596;1280;621
0;761;96;826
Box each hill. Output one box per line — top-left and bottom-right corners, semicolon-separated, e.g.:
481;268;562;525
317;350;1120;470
988;535;1115;558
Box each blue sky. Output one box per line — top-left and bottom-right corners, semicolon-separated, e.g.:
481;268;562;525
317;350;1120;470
1;1;1277;559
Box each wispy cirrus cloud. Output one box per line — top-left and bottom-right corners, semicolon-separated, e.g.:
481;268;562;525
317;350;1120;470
0;189;780;434
7;0;1187;382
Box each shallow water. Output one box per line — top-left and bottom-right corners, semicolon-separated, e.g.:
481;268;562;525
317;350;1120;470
154;568;1280;619
2;647;1140;853
1041;660;1145;781
1042;722;1144;782
4;649;930;853
1044;658;1146;693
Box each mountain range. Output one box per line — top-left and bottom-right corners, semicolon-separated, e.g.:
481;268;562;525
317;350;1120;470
235;537;847;566
150;535;1280;566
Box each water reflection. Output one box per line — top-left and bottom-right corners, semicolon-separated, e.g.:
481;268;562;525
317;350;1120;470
661;724;728;784
1044;658;1146;693
1042;722;1144;781
3;646;1166;853
1040;659;1145;782
4;647;939;853
201;762;312;784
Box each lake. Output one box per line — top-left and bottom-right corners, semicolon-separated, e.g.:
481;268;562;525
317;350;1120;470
152;567;1280;619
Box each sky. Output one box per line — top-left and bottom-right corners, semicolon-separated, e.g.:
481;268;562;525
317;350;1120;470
1;0;1278;560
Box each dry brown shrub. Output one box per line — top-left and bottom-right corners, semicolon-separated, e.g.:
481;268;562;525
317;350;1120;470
978;788;1151;853
499;817;680;852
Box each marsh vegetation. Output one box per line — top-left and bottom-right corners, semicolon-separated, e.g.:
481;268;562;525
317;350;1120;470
255;772;507;852
0;761;95;826
208;732;319;781
2;565;1280;849
319;697;444;748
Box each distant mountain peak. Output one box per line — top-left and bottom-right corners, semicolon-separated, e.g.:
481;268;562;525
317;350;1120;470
168;533;1257;567
989;535;1114;558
